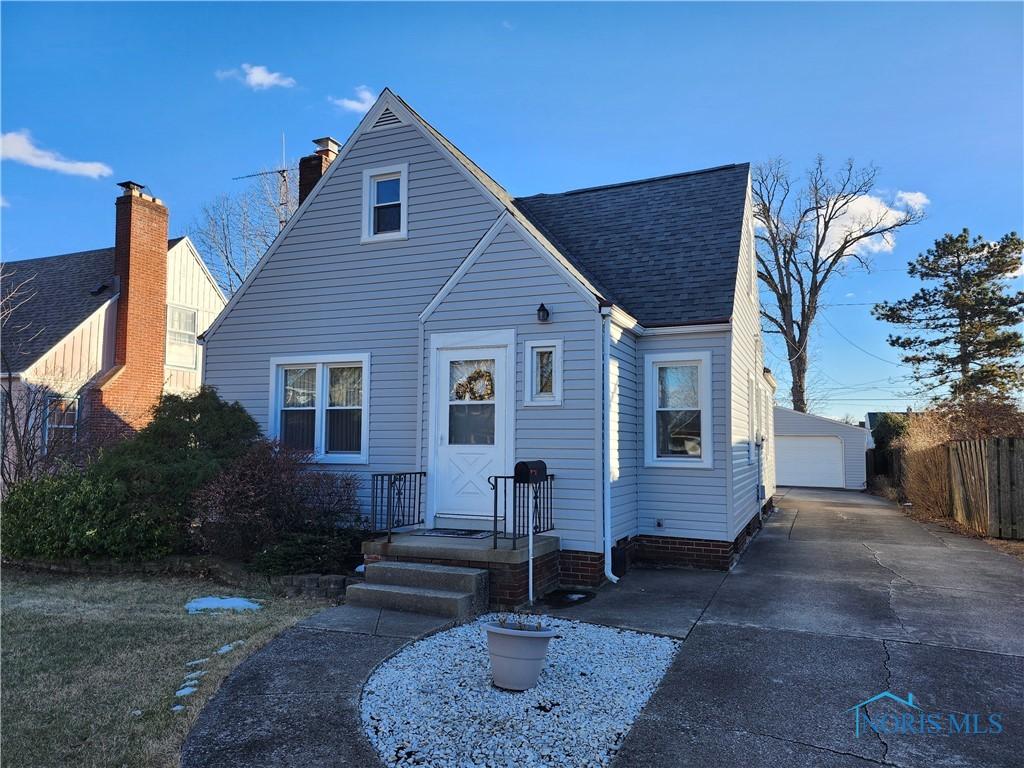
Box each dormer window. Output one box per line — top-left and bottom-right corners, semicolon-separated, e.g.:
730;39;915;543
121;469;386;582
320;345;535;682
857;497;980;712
362;163;408;243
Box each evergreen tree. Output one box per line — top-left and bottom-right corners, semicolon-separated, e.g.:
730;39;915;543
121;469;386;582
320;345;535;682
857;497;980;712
873;229;1024;401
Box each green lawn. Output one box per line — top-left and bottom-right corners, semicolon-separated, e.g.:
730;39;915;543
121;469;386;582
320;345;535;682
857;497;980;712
1;569;325;768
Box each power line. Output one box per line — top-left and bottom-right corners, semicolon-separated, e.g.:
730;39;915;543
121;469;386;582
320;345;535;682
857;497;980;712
821;315;903;366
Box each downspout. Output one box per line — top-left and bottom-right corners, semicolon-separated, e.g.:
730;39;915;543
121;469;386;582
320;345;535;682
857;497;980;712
600;305;619;584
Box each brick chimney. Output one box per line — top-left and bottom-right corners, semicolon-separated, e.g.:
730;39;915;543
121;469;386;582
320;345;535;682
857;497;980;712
92;181;169;437
298;137;340;205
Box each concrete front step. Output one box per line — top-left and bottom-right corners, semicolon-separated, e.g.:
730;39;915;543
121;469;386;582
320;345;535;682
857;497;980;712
366;561;488;595
345;582;474;618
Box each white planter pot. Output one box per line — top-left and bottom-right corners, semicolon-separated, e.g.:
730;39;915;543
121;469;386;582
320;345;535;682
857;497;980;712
485;622;557;691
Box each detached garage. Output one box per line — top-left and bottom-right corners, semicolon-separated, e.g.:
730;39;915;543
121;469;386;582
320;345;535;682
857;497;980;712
773;407;869;489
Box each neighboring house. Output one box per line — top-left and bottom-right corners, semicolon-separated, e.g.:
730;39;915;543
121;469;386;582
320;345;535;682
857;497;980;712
774;407;869;489
1;182;225;474
201;89;776;587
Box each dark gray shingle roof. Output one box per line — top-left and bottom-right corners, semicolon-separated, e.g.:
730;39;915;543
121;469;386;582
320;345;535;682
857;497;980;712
513;163;750;327
1;239;180;373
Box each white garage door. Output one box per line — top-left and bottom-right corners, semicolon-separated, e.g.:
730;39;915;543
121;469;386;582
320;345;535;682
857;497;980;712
776;436;844;488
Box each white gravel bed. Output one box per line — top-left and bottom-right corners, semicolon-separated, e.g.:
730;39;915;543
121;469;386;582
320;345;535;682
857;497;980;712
361;614;678;767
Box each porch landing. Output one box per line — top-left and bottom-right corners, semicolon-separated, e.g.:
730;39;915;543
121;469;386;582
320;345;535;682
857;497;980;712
363;532;560;565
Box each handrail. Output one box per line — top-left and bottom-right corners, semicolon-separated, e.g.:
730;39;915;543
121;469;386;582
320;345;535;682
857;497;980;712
487;474;555;550
370;471;426;543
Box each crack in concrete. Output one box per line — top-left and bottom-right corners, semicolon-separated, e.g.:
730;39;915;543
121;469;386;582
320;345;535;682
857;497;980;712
862;543;915;641
663;718;909;768
788;508;799;540
862;639;896;764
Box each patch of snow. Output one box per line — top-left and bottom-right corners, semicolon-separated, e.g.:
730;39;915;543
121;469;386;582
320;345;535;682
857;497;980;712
362;614;678;767
184;670;207;681
171;705;185;713
186;596;261;614
130;709;143;717
354;564;366;574
565;593;588;602
216;640;245;655
185;658;209;667
175;686;198;697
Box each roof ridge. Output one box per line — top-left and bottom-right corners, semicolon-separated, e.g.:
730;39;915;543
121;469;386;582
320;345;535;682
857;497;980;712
515;162;750;200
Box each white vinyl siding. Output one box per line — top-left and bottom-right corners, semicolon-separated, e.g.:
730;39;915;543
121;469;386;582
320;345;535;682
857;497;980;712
423;222;600;552
637;331;732;541
203;121;502;512
609;321;639;543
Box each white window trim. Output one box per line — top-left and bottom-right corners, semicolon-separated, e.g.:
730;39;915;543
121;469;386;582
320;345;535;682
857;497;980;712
267;353;370;464
524;339;563;406
361;163;408;244
644;351;713;469
166;305;199;370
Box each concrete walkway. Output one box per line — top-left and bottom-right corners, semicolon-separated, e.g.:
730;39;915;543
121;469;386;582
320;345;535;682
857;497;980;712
555;488;1023;768
184;489;1023;767
181;606;452;767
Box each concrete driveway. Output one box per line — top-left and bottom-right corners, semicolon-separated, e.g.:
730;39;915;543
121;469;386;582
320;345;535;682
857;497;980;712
557;487;1024;768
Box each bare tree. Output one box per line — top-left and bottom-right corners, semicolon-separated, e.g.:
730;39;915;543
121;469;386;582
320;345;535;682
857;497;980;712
752;157;926;412
190;167;298;295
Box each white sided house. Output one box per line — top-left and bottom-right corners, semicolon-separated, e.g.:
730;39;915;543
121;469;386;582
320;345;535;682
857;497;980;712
1;182;225;465
774;407;869;490
201;90;776;607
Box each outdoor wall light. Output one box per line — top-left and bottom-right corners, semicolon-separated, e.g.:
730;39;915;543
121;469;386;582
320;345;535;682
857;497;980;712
537;303;551;323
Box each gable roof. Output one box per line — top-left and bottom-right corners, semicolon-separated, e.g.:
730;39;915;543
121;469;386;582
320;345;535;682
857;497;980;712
0;238;182;374
513;164;750;327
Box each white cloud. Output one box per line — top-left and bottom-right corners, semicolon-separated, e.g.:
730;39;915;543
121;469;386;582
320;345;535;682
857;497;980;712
0;131;112;178
895;190;930;211
216;63;296;90
845;292;856;298
502;20;516;30
329;85;376;114
823;191;929;257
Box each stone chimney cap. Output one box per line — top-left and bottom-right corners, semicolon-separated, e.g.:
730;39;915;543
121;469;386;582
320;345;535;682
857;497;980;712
312;136;340;155
117;180;146;194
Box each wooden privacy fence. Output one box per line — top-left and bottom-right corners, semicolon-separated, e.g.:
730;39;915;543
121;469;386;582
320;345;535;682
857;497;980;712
948;438;1022;540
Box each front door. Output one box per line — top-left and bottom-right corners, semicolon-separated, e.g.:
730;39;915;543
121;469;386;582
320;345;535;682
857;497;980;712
433;347;509;519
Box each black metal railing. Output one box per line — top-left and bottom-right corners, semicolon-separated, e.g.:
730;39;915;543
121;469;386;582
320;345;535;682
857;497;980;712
488;474;555;549
370;471;426;542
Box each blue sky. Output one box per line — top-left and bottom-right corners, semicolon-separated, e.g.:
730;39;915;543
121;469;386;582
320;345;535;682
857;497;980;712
2;2;1022;418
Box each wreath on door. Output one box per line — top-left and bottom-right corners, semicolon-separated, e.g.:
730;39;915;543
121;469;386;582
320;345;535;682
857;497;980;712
454;368;495;401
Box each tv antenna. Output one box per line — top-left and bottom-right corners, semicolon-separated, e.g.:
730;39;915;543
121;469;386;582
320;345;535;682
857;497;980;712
233;132;295;231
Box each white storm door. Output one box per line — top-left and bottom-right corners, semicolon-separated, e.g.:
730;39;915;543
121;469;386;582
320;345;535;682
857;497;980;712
435;348;508;517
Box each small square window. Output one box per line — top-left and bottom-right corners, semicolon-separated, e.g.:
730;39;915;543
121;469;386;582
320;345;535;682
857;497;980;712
362;165;408;242
524;340;562;406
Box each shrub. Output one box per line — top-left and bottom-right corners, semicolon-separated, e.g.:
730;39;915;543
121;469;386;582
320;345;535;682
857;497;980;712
1;388;261;562
250;531;370;576
190;439;363;561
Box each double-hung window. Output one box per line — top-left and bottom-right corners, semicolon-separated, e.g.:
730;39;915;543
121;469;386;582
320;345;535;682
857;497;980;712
362;164;408;242
166;306;198;368
45;396;78;453
271;355;369;463
644;351;712;468
524;339;563;406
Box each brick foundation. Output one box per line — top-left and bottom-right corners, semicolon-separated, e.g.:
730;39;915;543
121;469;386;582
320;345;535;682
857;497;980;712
558;550;605;587
632;509;769;571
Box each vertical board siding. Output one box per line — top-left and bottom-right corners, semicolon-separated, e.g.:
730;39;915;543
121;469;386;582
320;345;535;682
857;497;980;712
637;330;732;540
423;223;600;552
610;322;639;542
203;122;502;513
773;407;869;489
26;299;116;392
165;241;225;395
728;186;766;537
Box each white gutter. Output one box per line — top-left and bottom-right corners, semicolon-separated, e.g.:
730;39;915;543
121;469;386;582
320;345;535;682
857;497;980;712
600;305;619;584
